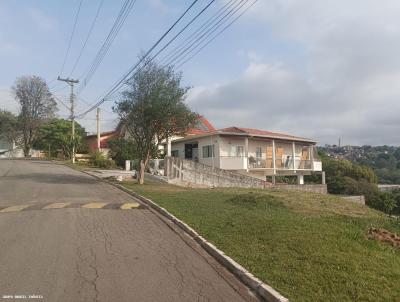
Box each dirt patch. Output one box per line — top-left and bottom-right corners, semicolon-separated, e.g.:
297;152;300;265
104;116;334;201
367;228;400;249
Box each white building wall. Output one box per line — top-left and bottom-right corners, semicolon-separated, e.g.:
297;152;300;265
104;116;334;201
171;135;316;172
170;135;221;168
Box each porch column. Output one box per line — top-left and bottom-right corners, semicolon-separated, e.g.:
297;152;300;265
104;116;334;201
272;139;276;175
297;175;304;185
292;142;296;170
322;171;326;185
166;137;171;157
310;145;314;170
244;137;249;171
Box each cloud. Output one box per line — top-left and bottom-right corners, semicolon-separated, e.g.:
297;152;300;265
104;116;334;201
187;0;400;146
25;7;57;32
187;59;400;146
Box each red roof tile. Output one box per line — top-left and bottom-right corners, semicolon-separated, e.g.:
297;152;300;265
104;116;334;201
186;116;216;135
218;126;314;142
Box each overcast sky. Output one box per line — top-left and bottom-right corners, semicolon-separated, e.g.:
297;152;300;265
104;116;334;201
0;0;399;146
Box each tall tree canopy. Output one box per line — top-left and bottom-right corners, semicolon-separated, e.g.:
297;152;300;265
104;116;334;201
115;59;197;184
0;110;18;144
34;118;86;159
13;75;57;156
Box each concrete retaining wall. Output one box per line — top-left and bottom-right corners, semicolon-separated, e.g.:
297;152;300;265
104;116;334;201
165;157;328;194
165;156;267;189
272;184;328;194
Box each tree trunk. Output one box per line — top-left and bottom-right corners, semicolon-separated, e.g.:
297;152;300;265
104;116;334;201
23;146;30;157
139;160;145;185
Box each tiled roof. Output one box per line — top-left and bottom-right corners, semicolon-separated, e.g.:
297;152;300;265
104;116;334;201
187;116;216;135
218;126;315;142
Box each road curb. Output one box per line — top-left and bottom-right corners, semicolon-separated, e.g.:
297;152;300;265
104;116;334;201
77;169;289;302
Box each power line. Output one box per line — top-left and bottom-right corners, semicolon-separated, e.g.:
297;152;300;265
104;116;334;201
176;0;258;69
165;0;249;68
75;0;256;119
68;0;105;77
54;95;71;111
59;0;84;76
75;0;202;118
76;0;137;94
159;0;238;67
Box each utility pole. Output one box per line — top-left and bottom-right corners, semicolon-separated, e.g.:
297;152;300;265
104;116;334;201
57;76;79;163
96;107;101;150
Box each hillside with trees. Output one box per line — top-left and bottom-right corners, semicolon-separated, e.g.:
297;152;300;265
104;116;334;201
321;145;400;184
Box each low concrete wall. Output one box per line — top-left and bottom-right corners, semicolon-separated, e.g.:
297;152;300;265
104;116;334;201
165;156;267;189
272;184;328;194
378;184;400;192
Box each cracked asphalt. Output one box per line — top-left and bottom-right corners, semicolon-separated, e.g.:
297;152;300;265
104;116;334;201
0;160;258;302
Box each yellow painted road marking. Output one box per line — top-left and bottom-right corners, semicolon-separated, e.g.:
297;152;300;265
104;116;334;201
82;202;108;209
43;203;71;209
120;202;140;210
0;205;31;213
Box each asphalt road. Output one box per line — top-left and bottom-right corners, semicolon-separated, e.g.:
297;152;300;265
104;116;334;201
0;160;257;302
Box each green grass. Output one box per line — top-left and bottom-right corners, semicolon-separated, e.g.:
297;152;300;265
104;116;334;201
121;180;400;302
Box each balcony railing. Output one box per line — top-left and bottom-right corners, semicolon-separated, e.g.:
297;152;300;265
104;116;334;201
248;157;320;171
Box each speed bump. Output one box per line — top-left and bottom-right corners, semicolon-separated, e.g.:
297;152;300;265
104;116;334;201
81;202;108;209
120;202;140;210
43;202;71;209
0;205;31;213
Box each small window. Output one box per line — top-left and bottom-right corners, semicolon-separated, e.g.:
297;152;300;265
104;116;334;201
171;150;179;157
236;146;244;157
202;145;214;158
256;147;262;158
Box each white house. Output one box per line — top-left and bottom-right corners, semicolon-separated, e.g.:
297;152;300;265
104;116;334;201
165;125;324;184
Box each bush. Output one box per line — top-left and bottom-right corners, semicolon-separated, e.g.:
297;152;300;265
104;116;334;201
90;150;115;169
107;138;137;167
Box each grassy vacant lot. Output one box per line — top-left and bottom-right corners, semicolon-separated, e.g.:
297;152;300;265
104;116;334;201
122;180;400;302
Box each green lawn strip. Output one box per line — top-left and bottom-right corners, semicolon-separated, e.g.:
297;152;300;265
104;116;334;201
122;181;400;302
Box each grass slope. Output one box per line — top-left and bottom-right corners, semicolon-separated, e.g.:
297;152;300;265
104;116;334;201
122;180;400;302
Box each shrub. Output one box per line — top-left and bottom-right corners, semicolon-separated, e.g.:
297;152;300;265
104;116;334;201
90;150;115;169
107;138;138;167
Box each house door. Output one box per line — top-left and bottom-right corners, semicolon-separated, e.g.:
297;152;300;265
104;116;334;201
185;143;198;160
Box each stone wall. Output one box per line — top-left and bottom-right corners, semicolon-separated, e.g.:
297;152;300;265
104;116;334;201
164;157;329;194
165;156;267;189
272;184;328;194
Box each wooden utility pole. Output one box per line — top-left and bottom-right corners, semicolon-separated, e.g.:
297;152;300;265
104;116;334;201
96;107;101;150
57;76;79;163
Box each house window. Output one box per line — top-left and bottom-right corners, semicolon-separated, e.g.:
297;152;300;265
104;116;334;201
202;145;214;158
256;147;262;158
236;146;244;157
171;150;179;157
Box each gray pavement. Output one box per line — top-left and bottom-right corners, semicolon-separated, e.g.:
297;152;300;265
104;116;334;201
0;160;257;302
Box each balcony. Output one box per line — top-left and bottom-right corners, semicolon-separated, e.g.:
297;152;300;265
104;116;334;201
248;156;322;171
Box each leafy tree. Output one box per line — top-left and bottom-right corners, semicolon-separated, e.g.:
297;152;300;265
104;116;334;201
115;58;198;184
378;192;397;215
13;76;57;156
107;138;138;167
34;119;85;158
0;110;18;145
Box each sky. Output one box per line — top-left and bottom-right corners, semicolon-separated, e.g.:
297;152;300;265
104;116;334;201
0;0;399;146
